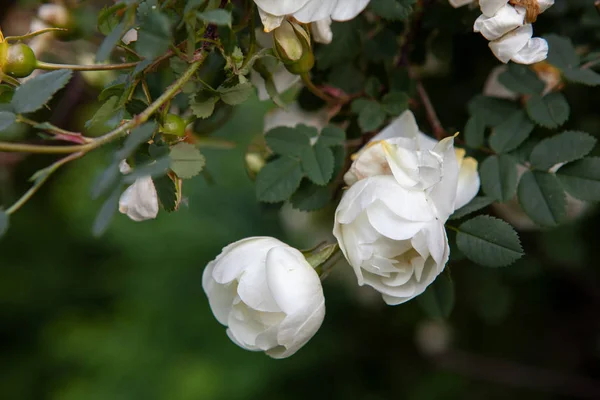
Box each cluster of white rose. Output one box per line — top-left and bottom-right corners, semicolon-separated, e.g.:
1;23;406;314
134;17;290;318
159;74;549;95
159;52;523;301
450;0;554;64
202;109;480;358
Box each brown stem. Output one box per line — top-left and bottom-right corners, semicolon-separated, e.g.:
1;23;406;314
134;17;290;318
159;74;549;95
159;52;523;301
416;81;446;140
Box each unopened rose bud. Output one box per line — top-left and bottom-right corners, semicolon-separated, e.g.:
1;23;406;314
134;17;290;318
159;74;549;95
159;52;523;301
273;20;314;75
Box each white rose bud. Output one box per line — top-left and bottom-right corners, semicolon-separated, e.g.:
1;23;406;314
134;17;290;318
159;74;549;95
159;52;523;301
334;111;480;305
118;161;159;222
202;237;325;359
254;0;370;31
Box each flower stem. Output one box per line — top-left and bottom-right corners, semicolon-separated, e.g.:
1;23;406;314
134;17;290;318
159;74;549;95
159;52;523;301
0;56;205;154
301;73;336;103
36;60;140;72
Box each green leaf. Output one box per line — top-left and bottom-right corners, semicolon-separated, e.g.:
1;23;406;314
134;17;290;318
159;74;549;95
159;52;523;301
85;96;122;133
0;111;16;131
169;143;206;179
116;122;156;160
381;91;409;115
489;110;535;153
563;68;600;86
256;157;303;203
0;210;9;238
290;180;332;211
467;95;519;127
317;125;346;147
525;92;570;129
517;170;566;227
92;187;121;237
123;157;171;183
352;99;386;132
417;272;454;319
498;64;545;95
545;34;579;70
265;126;312;156
556;157;600;201
91;162;120;200
529;131;596;171
480;155;519;203
218;82;253;105
125;99;147;116
197;9;232;26
455;215;524;267
152;175;178;212
300;143;334;186
370;0;416;21
189;93;218;119
449;196;494;220
96;21;127;62
98;4;126;35
136;10;172;59
464;115;485;149
11;70;73;114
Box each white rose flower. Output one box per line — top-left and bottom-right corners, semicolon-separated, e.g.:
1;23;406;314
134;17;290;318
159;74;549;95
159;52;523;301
254;0;370;32
470;0;554;64
202;237;325;359
118;161;159;222
334;111;480;305
449;0;475;8
311;18;333;44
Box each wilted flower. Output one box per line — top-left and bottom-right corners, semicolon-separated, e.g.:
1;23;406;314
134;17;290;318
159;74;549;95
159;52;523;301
118;161;159;222
334;111;480;305
202;237;325;358
253;0;370;32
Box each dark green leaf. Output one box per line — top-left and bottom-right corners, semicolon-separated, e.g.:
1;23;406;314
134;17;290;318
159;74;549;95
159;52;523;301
136;11;171;59
352;99;386;132
545;34;579;70
318;125;346;147
498;64;545;95
96;21;127;62
489;110;534;153
300;143;334;186
417;272;454;319
381;91;409;115
0;111;16;131
556;157;600;201
456;215;524;267
449;197;494;220
265;126;312;156
563;68;600;86
290;180;332;211
92;187;121;237
256;157;304;203
480;155;519;202
91;162;121;200
197;9;232;26
517;170;566;227
85;96;121;133
467;95;519;127
316;20;362;70
125;99;148;116
169;143;206;179
218;82;253;105
11;70;73;114
464;115;485;149
116;122;156;160
525;93;570;129
153;175;178;212
189;93;218;119
529;131;596;171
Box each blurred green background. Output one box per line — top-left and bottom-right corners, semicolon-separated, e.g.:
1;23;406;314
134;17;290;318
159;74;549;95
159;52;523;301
2;1;600;399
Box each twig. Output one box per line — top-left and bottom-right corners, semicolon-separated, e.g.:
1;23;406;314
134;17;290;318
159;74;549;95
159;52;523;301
416;81;446;139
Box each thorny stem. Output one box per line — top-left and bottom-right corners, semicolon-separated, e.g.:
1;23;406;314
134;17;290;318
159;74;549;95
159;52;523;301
0;56;205;154
36;60;140;71
16;116;93;144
